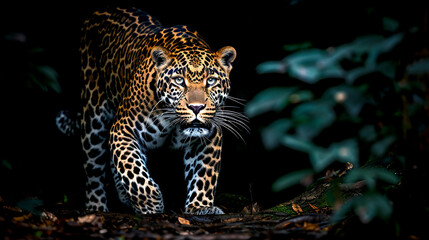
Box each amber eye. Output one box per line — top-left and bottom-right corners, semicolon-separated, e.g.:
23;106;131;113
173;77;185;86
207;78;217;86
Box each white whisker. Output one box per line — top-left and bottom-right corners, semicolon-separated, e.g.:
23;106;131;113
216;117;250;134
146;97;166;124
216;109;250;131
226;96;247;106
216;112;247;124
212;117;246;143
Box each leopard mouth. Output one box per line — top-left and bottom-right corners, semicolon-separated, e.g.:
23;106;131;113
187;120;206;127
182;120;210;137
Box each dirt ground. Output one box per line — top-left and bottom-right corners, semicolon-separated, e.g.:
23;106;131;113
0;198;334;240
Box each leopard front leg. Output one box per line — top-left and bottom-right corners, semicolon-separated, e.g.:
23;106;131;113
182;130;224;215
109;122;164;214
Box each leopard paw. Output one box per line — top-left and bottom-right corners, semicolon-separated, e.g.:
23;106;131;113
86;204;109;212
185;205;224;215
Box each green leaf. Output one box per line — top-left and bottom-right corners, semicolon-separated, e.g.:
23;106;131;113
262;119;292;150
281;137;358;173
245;87;297;117
281;134;315;152
285;49;325;84
309;147;337;172
332;139;359;165
378;33;403;53
350;34;402;56
345;168;376;190
332;192;393;223
292;101;336;140
373;168;400;185
382;17;399;32
322;85;364;116
285;49;326;64
308;139;358;172
288;90;314;104
345;167;399;190
285;49;344;83
16;198;44;215
359;125;377;142
406;58;429;75
331;34;403;69
371;135;396;157
256;61;287;74
345;66;375;84
35;65;61;93
367;34;403;67
272;169;314;192
34;231;43;238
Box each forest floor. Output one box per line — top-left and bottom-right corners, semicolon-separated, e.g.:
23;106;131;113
0;202;334;240
0;178;343;240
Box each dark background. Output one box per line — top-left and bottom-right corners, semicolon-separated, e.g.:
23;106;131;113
0;0;427;212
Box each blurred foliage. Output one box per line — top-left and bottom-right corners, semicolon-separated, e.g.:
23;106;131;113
246;17;429;225
0;32;61;93
16;198;44;215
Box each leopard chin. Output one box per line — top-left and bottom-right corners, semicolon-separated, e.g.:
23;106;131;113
182;120;211;137
183;127;210;137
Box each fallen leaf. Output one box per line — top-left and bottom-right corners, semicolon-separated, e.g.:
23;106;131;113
308;203;320;213
302;222;320;231
346;162;354;170
13;213;32;222
292;203;303;215
41;211;58;222
40;211;58;226
274;221;293;229
222;217;244;224
3;205;23;213
78;214;97;224
242;202;261;214
77;214;104;228
178;217;191;225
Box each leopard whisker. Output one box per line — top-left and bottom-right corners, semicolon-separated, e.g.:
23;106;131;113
226;96;247;106
216;117;250;134
146;97;166;125
211;117;246;143
220;105;241;109
198;134;209;146
162;117;182;130
151;109;177;130
215;110;250;133
217;113;249;124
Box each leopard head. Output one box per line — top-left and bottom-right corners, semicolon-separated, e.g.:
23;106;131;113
151;45;237;137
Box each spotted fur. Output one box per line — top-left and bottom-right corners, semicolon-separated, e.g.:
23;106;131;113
57;7;248;215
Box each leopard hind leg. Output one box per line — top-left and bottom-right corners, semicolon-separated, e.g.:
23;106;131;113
81;96;114;212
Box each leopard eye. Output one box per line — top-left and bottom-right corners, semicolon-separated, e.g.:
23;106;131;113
207;77;217;86
173;77;185;86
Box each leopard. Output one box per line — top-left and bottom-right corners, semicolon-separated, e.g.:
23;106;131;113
56;7;248;215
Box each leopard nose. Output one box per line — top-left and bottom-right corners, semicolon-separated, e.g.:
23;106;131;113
187;104;206;115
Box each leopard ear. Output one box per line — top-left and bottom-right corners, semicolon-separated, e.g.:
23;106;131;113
151;46;171;71
216;46;236;74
